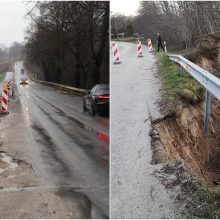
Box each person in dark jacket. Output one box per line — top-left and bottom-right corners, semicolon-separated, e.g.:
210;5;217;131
157;33;165;52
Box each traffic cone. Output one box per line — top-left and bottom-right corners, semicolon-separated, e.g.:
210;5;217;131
112;41;121;64
147;39;153;52
136;40;143;57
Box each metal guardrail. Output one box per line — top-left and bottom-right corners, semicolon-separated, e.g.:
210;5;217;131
168;54;220;135
25;69;87;96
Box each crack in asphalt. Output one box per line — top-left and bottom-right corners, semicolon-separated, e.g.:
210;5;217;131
0;185;108;193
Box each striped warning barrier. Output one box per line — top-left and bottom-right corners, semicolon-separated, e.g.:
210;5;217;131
136;40;143;57
112;41;121;64
147;39;153;52
1;84;8;113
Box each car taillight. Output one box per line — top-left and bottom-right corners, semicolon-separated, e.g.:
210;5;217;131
98;133;109;143
98;95;109;99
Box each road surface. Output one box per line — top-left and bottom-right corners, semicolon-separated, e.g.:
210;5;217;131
0;62;109;218
111;42;177;218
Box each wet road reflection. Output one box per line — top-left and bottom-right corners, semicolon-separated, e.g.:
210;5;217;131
13;62;109;218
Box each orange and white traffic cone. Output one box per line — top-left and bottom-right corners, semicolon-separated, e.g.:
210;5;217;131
1;84;8;113
136;40;143;57
147;39;153;52
112;41;121;64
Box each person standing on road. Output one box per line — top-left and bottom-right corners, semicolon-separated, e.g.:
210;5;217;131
157;33;165;52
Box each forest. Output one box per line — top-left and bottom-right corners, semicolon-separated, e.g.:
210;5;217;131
111;1;220;50
25;1;109;89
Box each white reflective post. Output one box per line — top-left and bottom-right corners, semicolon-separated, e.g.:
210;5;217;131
164;41;167;53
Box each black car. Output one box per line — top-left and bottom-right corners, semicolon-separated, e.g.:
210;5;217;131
83;84;109;115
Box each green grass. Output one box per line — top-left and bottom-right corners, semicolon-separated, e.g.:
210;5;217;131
157;52;205;102
0;72;6;83
185;185;220;218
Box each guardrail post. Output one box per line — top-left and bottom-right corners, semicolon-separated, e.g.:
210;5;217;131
164;41;167;53
204;89;211;135
181;66;186;77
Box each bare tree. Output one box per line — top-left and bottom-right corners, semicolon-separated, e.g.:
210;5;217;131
24;1;109;89
117;1;220;50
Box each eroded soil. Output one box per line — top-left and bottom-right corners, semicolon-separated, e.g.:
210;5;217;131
151;98;220;184
187;32;220;76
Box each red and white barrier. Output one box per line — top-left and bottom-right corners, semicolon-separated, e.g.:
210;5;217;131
136;40;143;57
147;39;153;52
1;87;8;113
112;41;121;64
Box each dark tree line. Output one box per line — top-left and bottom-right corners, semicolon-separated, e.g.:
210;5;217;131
111;14;134;37
111;1;220;50
25;1;109;89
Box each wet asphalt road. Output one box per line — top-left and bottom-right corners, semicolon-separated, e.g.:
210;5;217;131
13;62;109;218
111;42;177;218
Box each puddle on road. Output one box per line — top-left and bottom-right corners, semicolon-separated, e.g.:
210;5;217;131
0;152;18;174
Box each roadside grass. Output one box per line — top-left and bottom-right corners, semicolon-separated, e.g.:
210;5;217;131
185;185;220;218
0;72;6;82
157;52;205;102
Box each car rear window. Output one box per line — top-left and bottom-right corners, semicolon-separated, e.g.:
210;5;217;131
97;85;109;93
99;84;109;90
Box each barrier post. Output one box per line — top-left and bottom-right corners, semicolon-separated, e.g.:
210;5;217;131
112;41;121;64
1;83;9;113
204;89;211;135
136;40;143;57
181;66;186;77
164;41;167;53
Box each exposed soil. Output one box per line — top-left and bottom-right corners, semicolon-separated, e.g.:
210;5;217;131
149;33;220;218
148;97;220;218
187;32;220;77
151;98;220;185
151;32;220;185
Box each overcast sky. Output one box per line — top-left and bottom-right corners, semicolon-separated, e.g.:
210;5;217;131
0;1;27;47
0;0;140;47
111;0;140;16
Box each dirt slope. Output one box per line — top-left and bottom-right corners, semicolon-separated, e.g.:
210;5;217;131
154;98;220;184
187;32;220;77
152;32;220;184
